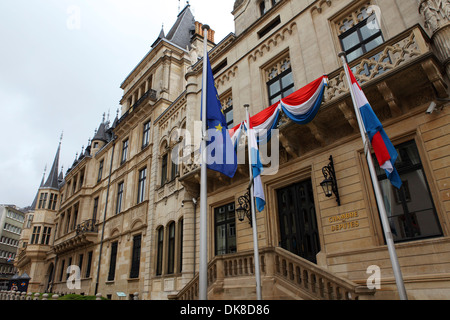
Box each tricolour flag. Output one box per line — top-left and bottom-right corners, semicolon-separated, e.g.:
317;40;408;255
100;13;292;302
347;65;402;189
201;53;237;178
246;122;266;212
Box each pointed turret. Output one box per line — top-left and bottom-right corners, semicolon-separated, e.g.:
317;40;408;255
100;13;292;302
30;169;46;210
42;142;61;190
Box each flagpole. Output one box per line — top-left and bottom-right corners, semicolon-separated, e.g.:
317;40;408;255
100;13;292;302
244;104;262;301
199;24;210;301
338;52;408;300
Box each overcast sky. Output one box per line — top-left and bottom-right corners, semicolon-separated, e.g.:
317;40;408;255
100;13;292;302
0;0;235;208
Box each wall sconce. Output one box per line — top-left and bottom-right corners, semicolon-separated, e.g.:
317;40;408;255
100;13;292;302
320;155;340;206
236;189;252;226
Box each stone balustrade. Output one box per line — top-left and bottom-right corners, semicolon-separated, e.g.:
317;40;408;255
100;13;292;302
0;291;141;300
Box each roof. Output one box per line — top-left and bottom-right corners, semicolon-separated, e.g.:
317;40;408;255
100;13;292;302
164;5;196;49
42;143;61;190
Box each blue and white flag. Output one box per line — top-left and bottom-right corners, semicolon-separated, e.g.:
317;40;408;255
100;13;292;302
246;122;266;212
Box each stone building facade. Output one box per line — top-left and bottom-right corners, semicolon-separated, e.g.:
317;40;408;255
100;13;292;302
17;0;450;300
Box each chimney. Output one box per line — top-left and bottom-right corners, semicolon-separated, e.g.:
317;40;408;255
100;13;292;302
194;21;215;43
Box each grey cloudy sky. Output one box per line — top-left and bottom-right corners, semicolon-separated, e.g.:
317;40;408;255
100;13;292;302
0;0;235;208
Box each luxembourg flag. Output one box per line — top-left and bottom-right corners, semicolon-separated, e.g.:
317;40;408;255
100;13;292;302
347;65;402;189
246;122;266;212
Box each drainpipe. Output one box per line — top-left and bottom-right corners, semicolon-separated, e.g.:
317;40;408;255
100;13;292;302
95;137;116;295
192;197;197;277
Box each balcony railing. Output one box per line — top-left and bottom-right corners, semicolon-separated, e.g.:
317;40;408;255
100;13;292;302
169;247;375;300
324;25;430;103
75;219;98;235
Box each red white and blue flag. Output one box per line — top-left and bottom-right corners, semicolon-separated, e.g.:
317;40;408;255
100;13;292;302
347;65;402;189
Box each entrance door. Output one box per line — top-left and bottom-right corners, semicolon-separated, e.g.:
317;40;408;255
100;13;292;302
277;179;320;263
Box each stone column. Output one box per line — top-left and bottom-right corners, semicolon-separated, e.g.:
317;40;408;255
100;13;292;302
419;0;450;79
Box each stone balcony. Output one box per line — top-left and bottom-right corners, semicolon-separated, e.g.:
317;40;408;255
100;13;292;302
53;219;98;254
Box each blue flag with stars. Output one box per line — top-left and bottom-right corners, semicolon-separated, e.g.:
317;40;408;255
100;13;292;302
201;53;237;178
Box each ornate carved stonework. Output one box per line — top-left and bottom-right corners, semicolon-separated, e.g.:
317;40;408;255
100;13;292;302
419;0;450;33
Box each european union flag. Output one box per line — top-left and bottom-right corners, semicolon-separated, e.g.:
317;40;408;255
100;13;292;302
201;54;237;178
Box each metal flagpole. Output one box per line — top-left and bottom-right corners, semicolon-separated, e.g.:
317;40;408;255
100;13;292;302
338;52;408;300
244;104;263;300
199;24;210;301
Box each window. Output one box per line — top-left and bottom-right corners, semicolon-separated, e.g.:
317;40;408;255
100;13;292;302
142;121;151;148
38;193;48;209
130;234;141;278
121;139;129;164
98;160;104;182
67;257;72;279
258;16;281;39
92;197;99;221
338;8;384;62
161;154;168;185
41;227;52;245
30;226;41;244
171;156;178;181
374;140;442;243
59;260;65;282
108;241;118;281
214;203;236;255
85;251;93;278
72;205;79;231
137;168;147;204
26;215;33;229
48;193;57;211
167;222;176;274
78;254;84;276
178;219;183;273
116;182;124;214
156;227;164;276
267;67;294;106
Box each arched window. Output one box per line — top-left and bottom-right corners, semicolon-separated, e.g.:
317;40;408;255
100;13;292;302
167;222;176;274
156;227;164;275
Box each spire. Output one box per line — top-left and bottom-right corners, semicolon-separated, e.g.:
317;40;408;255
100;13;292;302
42;140;61;190
30;167;46;210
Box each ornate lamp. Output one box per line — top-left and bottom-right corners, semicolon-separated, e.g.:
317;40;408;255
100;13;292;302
320;155;341;206
236;189;252;226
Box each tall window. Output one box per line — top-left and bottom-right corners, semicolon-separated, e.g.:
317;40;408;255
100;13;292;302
38;193;48;209
130;234;141;278
267;67;294;106
116;182;124;214
92;197;99;221
121;139;129;164
137;168;147;204
142;121;151;148
40;227;52;245
374;140;442;243
178;219;183;273
156;227;164;275
98;160;104;182
30;226;41;244
85;251;93;278
78;254;84;276
108;241;118;281
339;9;384;62
222;96;234;128
214;203;236;255
167;222;176;274
161;154;168;185
48;193;57;210
59;260;65;282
